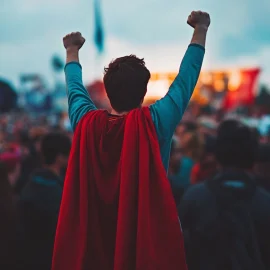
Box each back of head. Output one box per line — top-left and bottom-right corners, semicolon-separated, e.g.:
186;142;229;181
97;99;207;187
103;55;150;112
41;132;71;166
215;120;259;170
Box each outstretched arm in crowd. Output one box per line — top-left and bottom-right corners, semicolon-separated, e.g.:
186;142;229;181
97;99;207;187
63;33;97;130
150;11;210;140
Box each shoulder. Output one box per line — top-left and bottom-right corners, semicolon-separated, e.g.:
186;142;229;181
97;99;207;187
182;182;210;202
178;182;213;219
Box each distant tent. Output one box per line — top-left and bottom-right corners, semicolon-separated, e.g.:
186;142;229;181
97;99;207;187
0;79;17;113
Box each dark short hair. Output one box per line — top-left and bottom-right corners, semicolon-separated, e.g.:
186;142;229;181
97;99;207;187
41;133;71;165
215;120;259;169
103;55;150;112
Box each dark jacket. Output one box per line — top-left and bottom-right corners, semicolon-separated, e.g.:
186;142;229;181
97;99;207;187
19;169;63;270
178;170;270;270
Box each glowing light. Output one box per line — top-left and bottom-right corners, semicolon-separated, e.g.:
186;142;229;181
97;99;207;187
200;72;212;85
146;80;169;99
228;70;242;91
214;80;225;92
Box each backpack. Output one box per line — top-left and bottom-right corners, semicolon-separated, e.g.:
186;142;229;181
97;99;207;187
185;172;265;270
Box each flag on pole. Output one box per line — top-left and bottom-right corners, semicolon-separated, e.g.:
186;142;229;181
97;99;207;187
94;0;104;54
223;68;261;110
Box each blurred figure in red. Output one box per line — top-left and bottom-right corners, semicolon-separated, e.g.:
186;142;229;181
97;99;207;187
191;135;217;185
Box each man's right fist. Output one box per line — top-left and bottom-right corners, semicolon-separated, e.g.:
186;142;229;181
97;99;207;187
63;32;85;51
187;11;210;29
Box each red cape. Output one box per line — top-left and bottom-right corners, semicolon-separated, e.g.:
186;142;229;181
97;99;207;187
52;107;187;270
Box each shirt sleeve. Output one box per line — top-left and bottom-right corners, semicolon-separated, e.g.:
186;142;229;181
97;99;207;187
65;62;97;130
150;44;205;140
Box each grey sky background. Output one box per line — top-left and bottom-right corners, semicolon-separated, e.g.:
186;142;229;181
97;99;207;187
1;0;270;88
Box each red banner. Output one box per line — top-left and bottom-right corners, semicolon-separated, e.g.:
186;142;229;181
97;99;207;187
223;68;260;110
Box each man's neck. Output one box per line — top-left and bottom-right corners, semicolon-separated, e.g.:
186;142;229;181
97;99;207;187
110;103;142;116
110;109;128;116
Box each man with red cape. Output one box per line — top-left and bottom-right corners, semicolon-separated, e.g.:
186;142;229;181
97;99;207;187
52;10;210;270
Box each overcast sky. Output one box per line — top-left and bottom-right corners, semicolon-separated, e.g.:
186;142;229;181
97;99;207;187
1;0;270;88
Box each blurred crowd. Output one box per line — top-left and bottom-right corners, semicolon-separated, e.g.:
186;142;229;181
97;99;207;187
168;102;270;203
0;98;270;269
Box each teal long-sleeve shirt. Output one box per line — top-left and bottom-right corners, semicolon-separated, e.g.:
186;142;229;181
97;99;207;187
65;44;205;172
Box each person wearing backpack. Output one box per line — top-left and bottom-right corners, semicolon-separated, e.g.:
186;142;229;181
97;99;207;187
178;119;270;270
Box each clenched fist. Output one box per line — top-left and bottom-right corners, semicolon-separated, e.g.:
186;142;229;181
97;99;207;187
187;11;210;29
63;32;85;51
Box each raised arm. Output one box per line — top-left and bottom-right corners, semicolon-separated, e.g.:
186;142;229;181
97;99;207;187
150;11;210;139
63;32;97;130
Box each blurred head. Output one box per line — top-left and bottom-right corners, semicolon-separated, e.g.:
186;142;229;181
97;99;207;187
103;55;151;113
180;131;204;161
215;120;259;170
29;127;48;153
41;133;71;174
175;121;197;141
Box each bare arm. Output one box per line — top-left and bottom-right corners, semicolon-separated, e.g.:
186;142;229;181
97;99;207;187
190;26;208;47
66;48;80;64
188;11;210;47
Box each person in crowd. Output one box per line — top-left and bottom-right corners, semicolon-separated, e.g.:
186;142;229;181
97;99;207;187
190;134;217;184
178;119;270;270
14;128;46;194
0;162;23;270
168;137;183;204
169;130;204;204
52;10;210;270
19;132;71;270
